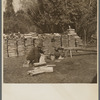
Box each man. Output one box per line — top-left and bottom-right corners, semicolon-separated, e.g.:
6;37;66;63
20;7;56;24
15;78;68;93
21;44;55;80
26;39;43;66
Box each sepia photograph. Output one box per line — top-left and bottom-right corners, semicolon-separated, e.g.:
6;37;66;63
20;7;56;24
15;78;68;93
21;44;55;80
3;0;97;83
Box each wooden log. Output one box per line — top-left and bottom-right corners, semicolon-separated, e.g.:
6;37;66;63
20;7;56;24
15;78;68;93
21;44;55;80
27;69;45;76
34;62;46;67
9;53;17;57
36;66;53;72
27;66;53;76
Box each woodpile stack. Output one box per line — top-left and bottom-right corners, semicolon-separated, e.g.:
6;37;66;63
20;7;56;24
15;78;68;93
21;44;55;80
54;36;61;48
8;40;17;57
3;32;83;58
68;35;76;47
62;35;68;47
25;38;33;46
43;36;53;54
24;38;33;55
18;40;25;56
3;39;8;58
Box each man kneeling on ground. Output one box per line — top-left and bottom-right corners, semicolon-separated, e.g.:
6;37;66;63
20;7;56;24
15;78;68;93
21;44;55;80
26;40;44;67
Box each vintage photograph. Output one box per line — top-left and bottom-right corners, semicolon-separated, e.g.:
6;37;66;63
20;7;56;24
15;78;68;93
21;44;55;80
3;0;97;83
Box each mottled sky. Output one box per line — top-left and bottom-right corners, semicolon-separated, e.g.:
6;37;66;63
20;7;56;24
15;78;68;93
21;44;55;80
3;0;21;12
3;0;37;12
13;0;21;12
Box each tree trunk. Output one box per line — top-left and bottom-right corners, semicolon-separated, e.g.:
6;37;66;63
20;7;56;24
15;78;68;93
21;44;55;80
60;26;65;47
75;22;77;33
89;0;91;7
60;34;62;47
84;29;87;46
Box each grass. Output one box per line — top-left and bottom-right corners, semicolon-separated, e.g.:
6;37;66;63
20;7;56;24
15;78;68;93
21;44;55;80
3;51;97;83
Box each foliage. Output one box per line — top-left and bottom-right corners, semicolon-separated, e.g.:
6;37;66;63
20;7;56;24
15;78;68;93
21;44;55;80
21;0;76;33
3;0;97;41
3;0;35;34
76;0;97;41
4;0;15;18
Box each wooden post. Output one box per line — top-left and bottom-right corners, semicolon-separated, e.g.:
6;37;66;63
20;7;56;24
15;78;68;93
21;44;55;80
32;38;35;46
60;34;62;47
84;29;87;46
16;40;19;56
7;39;9;57
24;38;26;47
61;26;65;47
69;49;72;58
68;35;70;47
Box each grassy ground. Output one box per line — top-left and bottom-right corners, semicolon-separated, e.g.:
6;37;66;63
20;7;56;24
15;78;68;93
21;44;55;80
3;51;97;83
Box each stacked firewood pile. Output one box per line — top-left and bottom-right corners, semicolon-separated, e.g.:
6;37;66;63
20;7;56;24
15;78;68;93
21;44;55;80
4;33;83;58
4;38;34;58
